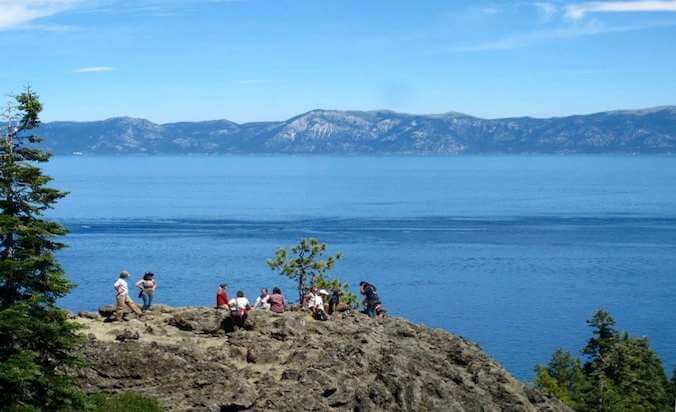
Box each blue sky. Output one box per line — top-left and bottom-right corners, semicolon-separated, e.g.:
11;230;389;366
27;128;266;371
1;0;675;123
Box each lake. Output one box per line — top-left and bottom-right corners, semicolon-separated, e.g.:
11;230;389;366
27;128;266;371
44;155;676;380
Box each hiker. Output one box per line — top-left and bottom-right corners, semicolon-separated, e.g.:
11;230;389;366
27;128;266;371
216;283;229;309
113;270;143;320
312;289;330;321
229;290;251;328
359;281;381;318
253;288;270;310
268;287;286;313
135;272;157;311
304;286;318;311
328;287;342;315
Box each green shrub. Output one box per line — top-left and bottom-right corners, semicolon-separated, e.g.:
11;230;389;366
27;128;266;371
88;392;164;412
313;274;359;308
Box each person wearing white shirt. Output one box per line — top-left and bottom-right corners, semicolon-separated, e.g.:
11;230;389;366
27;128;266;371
113;270;143;320
253;288;271;310
228;290;251;328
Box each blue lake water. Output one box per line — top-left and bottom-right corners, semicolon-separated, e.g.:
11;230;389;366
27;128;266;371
44;155;676;380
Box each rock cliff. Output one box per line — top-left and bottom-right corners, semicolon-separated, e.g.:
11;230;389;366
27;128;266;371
75;306;570;411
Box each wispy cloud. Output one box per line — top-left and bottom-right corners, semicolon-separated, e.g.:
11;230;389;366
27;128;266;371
533;2;559;21
566;0;676;20
0;0;82;30
73;66;115;73
448;19;675;52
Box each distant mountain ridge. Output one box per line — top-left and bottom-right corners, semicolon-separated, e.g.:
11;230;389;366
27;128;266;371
36;107;676;154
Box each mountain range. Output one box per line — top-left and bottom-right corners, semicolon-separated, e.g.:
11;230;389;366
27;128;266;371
35;106;676;155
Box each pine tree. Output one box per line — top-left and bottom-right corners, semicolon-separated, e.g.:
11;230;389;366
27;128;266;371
534;349;587;410
267;238;342;304
535;309;672;412
0;89;84;410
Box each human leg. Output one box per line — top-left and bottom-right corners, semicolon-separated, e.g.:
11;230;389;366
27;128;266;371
115;294;127;320
125;296;143;316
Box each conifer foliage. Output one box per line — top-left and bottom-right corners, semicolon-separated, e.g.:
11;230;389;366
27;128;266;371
0;89;84;410
535;309;672;411
267;238;342;304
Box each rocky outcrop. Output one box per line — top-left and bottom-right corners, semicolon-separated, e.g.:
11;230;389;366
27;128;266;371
75;306;570;411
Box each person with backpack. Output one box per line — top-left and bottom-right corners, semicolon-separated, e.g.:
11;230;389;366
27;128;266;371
359;281;381;319
113;270;143;320
135;272;157;311
228;290;251;328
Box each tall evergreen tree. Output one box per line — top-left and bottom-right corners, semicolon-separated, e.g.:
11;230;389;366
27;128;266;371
0;89;84;410
535;309;671;412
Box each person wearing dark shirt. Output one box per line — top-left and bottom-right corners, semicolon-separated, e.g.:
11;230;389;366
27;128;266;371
359;281;381;318
328;288;342;315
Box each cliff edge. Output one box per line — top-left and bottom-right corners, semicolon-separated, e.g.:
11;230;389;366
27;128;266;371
75;306;570;411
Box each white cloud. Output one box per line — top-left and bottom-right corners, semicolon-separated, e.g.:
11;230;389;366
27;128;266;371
566;0;676;20
73;66;115;73
533;2;559;21
448;19;675;52
0;0;83;30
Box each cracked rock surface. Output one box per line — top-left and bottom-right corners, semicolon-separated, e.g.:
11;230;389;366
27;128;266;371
75;306;570;412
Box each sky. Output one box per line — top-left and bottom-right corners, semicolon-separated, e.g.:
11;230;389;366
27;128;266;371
0;0;675;123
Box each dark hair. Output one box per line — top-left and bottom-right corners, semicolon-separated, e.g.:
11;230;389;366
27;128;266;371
272;287;281;294
236;290;244;298
219;283;227;289
359;281;366;287
143;272;154;280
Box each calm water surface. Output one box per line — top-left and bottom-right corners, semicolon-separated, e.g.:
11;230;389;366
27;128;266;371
44;156;676;380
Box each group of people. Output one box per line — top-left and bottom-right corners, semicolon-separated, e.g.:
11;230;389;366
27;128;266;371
112;270;384;323
113;270;157;320
216;284;286;327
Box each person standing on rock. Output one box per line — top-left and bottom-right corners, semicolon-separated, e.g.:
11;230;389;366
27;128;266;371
114;270;143;320
359;281;381;319
135;272;157;312
216;283;229;309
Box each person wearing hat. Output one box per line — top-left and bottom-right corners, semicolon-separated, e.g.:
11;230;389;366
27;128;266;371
312;289;330;321
216;283;229;309
113;270;143;320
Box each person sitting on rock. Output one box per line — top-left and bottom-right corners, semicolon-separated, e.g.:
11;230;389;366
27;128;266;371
114;270;143;320
253;288;271;310
228;290;251;328
359;281;381;319
312;289;330;321
304;286;318;311
216;283;229;309
268;287;286;314
135;272;157;312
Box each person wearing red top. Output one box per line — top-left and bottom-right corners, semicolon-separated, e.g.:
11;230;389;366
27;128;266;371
216;283;229;309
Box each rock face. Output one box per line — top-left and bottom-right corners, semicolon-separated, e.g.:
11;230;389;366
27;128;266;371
37;106;676;155
75;306;570;412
